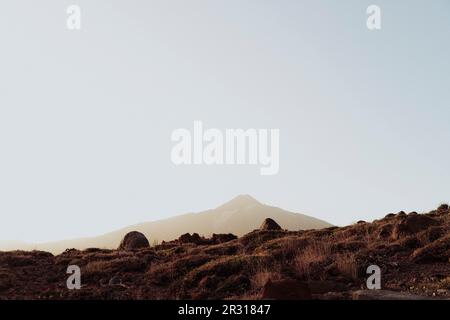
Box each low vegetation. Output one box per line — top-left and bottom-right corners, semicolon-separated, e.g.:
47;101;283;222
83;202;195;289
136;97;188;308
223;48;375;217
0;205;449;299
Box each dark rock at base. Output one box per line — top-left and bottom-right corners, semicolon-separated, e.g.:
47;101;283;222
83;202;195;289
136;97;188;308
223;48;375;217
211;233;237;244
260;218;282;231
308;280;348;294
118;231;150;250
262;279;311;300
178;233;202;244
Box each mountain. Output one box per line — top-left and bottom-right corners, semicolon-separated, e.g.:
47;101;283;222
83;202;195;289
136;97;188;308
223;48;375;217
0;195;332;254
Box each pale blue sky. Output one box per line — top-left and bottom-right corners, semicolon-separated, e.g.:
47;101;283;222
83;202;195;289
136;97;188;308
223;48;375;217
0;0;449;242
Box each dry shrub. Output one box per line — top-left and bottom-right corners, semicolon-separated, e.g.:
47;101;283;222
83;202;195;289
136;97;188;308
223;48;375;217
256;237;311;267
183;255;268;289
412;234;450;263
440;277;450;290
0;268;16;291
251;267;283;290
203;243;241;256
332;240;367;253
239;231;287;251
295;241;331;279
148;254;212;284
335;253;358;280
278;237;308;260
246;251;283;292
83;256;147;279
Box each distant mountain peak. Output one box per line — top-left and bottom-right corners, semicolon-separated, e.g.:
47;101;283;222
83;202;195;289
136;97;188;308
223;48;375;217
217;194;261;210
0;195;333;253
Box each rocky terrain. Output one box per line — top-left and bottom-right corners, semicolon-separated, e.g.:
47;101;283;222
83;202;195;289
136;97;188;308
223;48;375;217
0;205;449;300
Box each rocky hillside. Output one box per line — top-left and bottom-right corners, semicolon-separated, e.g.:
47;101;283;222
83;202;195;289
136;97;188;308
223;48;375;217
0;205;449;300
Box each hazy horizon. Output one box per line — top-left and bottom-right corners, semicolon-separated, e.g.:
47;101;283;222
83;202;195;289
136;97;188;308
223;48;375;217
1;0;450;243
0;194;335;254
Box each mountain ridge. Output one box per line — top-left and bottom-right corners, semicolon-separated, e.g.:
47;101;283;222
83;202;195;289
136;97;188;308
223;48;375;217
0;195;332;253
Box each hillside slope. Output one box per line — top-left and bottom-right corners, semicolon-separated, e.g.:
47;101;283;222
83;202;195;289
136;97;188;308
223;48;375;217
0;204;448;299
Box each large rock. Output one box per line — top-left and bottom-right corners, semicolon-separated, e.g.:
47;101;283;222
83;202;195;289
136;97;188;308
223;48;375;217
308;280;348;294
178;233;203;244
118;231;150;250
262;279;311;300
260;218;282;231
211;233;237;244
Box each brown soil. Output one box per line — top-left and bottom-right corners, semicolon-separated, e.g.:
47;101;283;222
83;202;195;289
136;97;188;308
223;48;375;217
0;206;449;300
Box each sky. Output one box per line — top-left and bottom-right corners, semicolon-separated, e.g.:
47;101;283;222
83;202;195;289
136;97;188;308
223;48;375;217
0;0;449;243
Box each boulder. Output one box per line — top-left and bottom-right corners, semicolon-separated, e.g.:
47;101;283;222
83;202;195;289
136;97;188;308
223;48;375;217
260;218;282;231
211;233;237;244
118;231;150;250
178;233;203;244
262;279;311;300
308;280;348;294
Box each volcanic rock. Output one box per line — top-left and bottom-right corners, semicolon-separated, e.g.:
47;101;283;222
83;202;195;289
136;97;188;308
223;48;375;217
118;231;150;250
178;233;202;244
211;233;237;244
260;218;282;231
262;279;311;300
